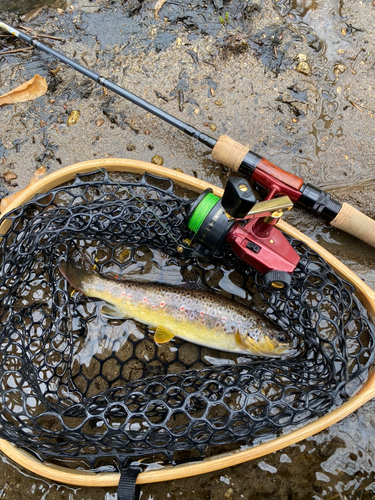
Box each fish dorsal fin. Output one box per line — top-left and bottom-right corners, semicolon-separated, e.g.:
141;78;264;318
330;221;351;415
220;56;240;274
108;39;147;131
154;326;175;344
101;304;128;319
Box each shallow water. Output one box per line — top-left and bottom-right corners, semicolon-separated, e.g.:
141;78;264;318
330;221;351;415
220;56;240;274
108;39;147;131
1;0;375;498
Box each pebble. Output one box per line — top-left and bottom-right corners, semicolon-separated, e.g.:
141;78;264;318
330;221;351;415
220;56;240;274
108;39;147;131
209;123;217;132
225;488;234;499
334;64;348;74
67;110;80;126
258;461;277;473
151;155;164;165
194;108;200;115
295;61;312;76
95;119;104;127
280;453;292;463
3;172;17;181
127;144;136;151
215;99;223;106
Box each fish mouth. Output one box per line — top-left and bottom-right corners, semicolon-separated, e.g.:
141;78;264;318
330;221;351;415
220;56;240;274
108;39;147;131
235;331;293;358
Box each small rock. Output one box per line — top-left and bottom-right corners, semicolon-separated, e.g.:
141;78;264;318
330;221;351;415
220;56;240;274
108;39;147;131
209;123;217;132
334;64;347;75
225;488;234;499
95;119;104;127
57;8;64;14
173;167;183;173
151;155;164;166
295;61;312;76
67;110;80;126
127;144;136;151
214;99;223;106
194;108;200;115
3;172;17;181
210;87;215;97
297;53;307;61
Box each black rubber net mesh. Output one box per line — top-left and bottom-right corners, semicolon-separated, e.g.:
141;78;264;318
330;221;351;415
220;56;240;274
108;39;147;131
0;169;374;471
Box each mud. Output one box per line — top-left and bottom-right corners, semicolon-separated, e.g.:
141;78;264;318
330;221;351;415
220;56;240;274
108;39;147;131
0;0;375;498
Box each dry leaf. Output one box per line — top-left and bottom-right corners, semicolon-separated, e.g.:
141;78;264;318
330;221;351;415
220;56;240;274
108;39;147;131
0;75;48;107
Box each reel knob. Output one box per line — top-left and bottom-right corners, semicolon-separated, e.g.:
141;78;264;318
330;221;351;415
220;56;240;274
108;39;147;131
221;177;256;218
263;270;292;291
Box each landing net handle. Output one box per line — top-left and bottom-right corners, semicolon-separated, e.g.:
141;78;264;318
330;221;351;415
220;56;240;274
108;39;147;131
0;158;374;487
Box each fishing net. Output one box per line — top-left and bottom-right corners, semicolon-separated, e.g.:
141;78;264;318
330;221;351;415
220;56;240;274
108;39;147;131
0;169;374;471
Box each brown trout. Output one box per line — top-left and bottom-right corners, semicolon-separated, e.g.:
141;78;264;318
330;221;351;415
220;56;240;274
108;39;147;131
59;259;292;357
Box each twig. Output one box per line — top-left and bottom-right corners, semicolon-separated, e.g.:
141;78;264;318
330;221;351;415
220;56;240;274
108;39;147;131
37;34;66;42
348;48;364;61
154;0;167;20
19;25;66;42
348;100;364;112
0;47;33;55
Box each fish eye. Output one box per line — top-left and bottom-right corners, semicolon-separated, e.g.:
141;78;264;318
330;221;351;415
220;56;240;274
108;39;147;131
276;333;287;343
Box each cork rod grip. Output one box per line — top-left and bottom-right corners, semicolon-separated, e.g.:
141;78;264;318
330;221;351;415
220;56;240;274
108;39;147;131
331;203;375;248
211;135;249;171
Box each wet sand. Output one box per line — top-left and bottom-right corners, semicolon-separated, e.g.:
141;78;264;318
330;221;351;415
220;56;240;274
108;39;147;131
0;0;375;498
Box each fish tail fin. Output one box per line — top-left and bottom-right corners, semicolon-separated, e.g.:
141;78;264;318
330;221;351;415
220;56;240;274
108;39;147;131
58;252;97;294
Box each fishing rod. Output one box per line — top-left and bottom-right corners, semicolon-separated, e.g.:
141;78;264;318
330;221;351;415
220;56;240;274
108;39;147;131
1;20;375;249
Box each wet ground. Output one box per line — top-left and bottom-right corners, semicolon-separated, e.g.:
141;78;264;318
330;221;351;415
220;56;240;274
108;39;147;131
0;0;375;498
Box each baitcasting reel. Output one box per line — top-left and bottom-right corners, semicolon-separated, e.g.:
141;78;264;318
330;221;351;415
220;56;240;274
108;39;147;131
179;178;300;290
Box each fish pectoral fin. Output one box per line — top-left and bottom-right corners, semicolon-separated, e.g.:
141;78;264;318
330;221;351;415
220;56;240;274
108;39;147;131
154;326;175;344
100;304;128;320
235;330;247;349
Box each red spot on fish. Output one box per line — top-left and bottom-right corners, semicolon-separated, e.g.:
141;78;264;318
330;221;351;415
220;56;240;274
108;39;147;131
180;306;184;311
160;302;165;307
109;289;112;293
152;305;155;309
200;312;204;316
121;292;125;296
143;297;147;302
222;317;226;322
115;275;119;279
128;294;132;298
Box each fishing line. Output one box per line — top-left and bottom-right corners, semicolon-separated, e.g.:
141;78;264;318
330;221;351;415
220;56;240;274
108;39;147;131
6;95;182;247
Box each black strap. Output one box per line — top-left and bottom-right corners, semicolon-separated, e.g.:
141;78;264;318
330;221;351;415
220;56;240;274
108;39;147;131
117;464;143;500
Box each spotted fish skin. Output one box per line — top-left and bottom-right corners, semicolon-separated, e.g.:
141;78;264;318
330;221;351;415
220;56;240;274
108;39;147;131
59;259;292;358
